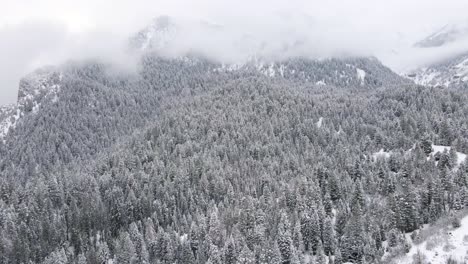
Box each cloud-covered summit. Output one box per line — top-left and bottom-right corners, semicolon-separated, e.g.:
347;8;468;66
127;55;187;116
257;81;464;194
2;0;468;104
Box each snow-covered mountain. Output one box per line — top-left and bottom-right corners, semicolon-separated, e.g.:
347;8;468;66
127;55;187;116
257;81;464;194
406;53;468;87
0;16;412;143
393;211;468;264
0;67;62;140
414;23;468;48
405;21;468;87
130;16;410;88
129;16;178;51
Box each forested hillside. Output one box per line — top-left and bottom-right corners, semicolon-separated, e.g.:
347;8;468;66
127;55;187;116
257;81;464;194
0;52;467;264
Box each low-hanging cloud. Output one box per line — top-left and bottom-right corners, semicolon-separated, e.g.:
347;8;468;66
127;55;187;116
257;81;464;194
2;0;468;104
0;20;137;105
0;21;67;105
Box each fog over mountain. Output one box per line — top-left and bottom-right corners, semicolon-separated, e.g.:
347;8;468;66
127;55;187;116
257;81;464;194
2;0;468;104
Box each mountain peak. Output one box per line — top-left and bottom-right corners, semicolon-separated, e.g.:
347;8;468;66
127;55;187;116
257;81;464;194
129;15;178;51
0;67;62;140
415;21;468;48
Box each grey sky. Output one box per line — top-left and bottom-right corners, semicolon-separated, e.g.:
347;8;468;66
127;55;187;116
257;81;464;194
1;0;468;105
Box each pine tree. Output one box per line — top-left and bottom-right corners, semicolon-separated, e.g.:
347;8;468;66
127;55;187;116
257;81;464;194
277;212;293;264
236;244;255;264
452;192;463;211
322;216;336;255
315;241;326;264
334;248;343;264
340;203;365;263
400;188;420;232
189;222;200;257
328;173;342;202
224;237;237;264
180;242;196;264
97;241;110;264
43;248;68;264
300;209;320;252
129;222;149;263
440;120;453;146
77;252;87;264
260;242;282;264
292;221;304;253
420;135;433;156
351;180;365;214
116;231;137;264
289;247;301;264
208;208;224;247
454;169;466;188
323;192;333;216
208;244;223;264
352;160;363;181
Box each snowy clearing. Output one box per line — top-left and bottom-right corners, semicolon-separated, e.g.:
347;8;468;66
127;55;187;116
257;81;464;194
431;145;467;167
395;212;468;263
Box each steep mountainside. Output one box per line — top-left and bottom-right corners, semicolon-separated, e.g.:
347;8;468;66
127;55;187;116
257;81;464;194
414;23;468;48
0;67;62;140
0;53;409;144
407;21;468;88
406;53;468;88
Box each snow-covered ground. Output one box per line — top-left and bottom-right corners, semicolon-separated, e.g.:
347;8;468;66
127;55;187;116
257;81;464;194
372;149;391;160
394;212;468;263
431;145;467;167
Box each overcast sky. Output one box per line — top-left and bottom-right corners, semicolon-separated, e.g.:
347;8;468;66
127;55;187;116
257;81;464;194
1;0;468;105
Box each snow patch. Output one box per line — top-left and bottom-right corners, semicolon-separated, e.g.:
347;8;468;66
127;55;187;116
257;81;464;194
316;117;323;128
395;213;468;263
316;80;326;86
180;233;188;243
356;68;366;85
372;149;391;160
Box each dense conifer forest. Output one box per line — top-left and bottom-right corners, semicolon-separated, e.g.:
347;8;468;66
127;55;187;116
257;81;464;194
0;53;467;264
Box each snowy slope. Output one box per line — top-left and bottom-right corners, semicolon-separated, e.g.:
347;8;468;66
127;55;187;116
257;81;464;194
405;20;468;87
214;57;410;88
431;145;467;167
0;67;62;141
394;212;468;263
406;53;468;87
0;104;18;139
129;16;410;89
